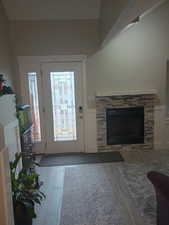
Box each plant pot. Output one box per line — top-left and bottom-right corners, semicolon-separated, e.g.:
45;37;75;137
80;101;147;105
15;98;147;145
14;202;33;225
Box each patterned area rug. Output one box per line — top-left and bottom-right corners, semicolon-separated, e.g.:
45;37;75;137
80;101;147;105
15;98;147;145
59;160;169;225
60;164;130;225
119;160;169;225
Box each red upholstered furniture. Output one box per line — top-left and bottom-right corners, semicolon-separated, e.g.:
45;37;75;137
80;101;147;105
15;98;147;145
147;171;169;225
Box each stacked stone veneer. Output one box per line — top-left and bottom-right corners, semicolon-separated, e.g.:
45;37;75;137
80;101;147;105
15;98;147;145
96;94;156;152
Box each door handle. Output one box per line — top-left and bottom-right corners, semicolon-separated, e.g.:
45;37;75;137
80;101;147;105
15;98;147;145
79;106;83;114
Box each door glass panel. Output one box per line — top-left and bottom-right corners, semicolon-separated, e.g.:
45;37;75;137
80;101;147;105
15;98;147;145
28;72;41;143
50;72;77;141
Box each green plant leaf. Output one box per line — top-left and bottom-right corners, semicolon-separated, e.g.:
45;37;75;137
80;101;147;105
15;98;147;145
10;153;45;220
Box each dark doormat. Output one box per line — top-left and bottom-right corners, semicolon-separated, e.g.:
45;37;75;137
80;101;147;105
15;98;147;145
39;152;124;167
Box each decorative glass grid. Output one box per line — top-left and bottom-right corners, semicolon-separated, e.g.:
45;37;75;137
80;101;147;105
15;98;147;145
28;72;41;143
50;72;77;141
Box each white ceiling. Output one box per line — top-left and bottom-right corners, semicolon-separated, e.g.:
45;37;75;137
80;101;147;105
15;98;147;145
2;0;101;21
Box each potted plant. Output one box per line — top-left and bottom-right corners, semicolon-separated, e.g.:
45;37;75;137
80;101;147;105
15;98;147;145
0;74;13;96
0;74;5;95
10;153;45;225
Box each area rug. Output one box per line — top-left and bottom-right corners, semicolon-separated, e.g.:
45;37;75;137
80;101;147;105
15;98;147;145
59;164;131;225
59;160;169;225
40;152;124;167
118;160;169;225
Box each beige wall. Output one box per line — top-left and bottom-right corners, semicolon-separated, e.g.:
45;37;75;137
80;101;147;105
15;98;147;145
102;0;166;46
10;20;100;56
100;0;128;42
0;3;15;88
87;1;169;107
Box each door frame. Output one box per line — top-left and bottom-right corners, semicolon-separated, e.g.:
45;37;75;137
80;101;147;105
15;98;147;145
18;55;88;154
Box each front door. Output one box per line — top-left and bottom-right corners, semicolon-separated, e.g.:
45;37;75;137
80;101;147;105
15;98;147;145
24;61;84;154
41;62;84;154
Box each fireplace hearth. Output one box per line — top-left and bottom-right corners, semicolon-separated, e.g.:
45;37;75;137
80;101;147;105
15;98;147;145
106;107;144;145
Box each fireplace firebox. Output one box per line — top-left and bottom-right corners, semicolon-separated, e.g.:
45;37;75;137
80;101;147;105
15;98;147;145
106;107;144;145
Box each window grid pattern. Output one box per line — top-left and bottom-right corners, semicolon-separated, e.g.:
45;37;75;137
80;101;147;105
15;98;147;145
50;72;77;141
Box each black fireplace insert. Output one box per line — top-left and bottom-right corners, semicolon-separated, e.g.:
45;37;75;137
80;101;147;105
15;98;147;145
106;107;144;145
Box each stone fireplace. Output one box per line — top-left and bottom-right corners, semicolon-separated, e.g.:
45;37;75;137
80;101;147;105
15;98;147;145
96;94;156;152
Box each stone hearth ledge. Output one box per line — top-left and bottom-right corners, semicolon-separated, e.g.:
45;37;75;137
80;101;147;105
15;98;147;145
95;89;158;97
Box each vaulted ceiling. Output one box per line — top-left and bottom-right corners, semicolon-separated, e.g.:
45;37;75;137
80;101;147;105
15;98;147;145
2;0;165;46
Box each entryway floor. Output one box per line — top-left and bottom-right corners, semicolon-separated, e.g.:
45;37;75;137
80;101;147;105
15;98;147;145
33;150;169;225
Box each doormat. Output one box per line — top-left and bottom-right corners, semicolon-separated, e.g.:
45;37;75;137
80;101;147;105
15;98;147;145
39;152;124;167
